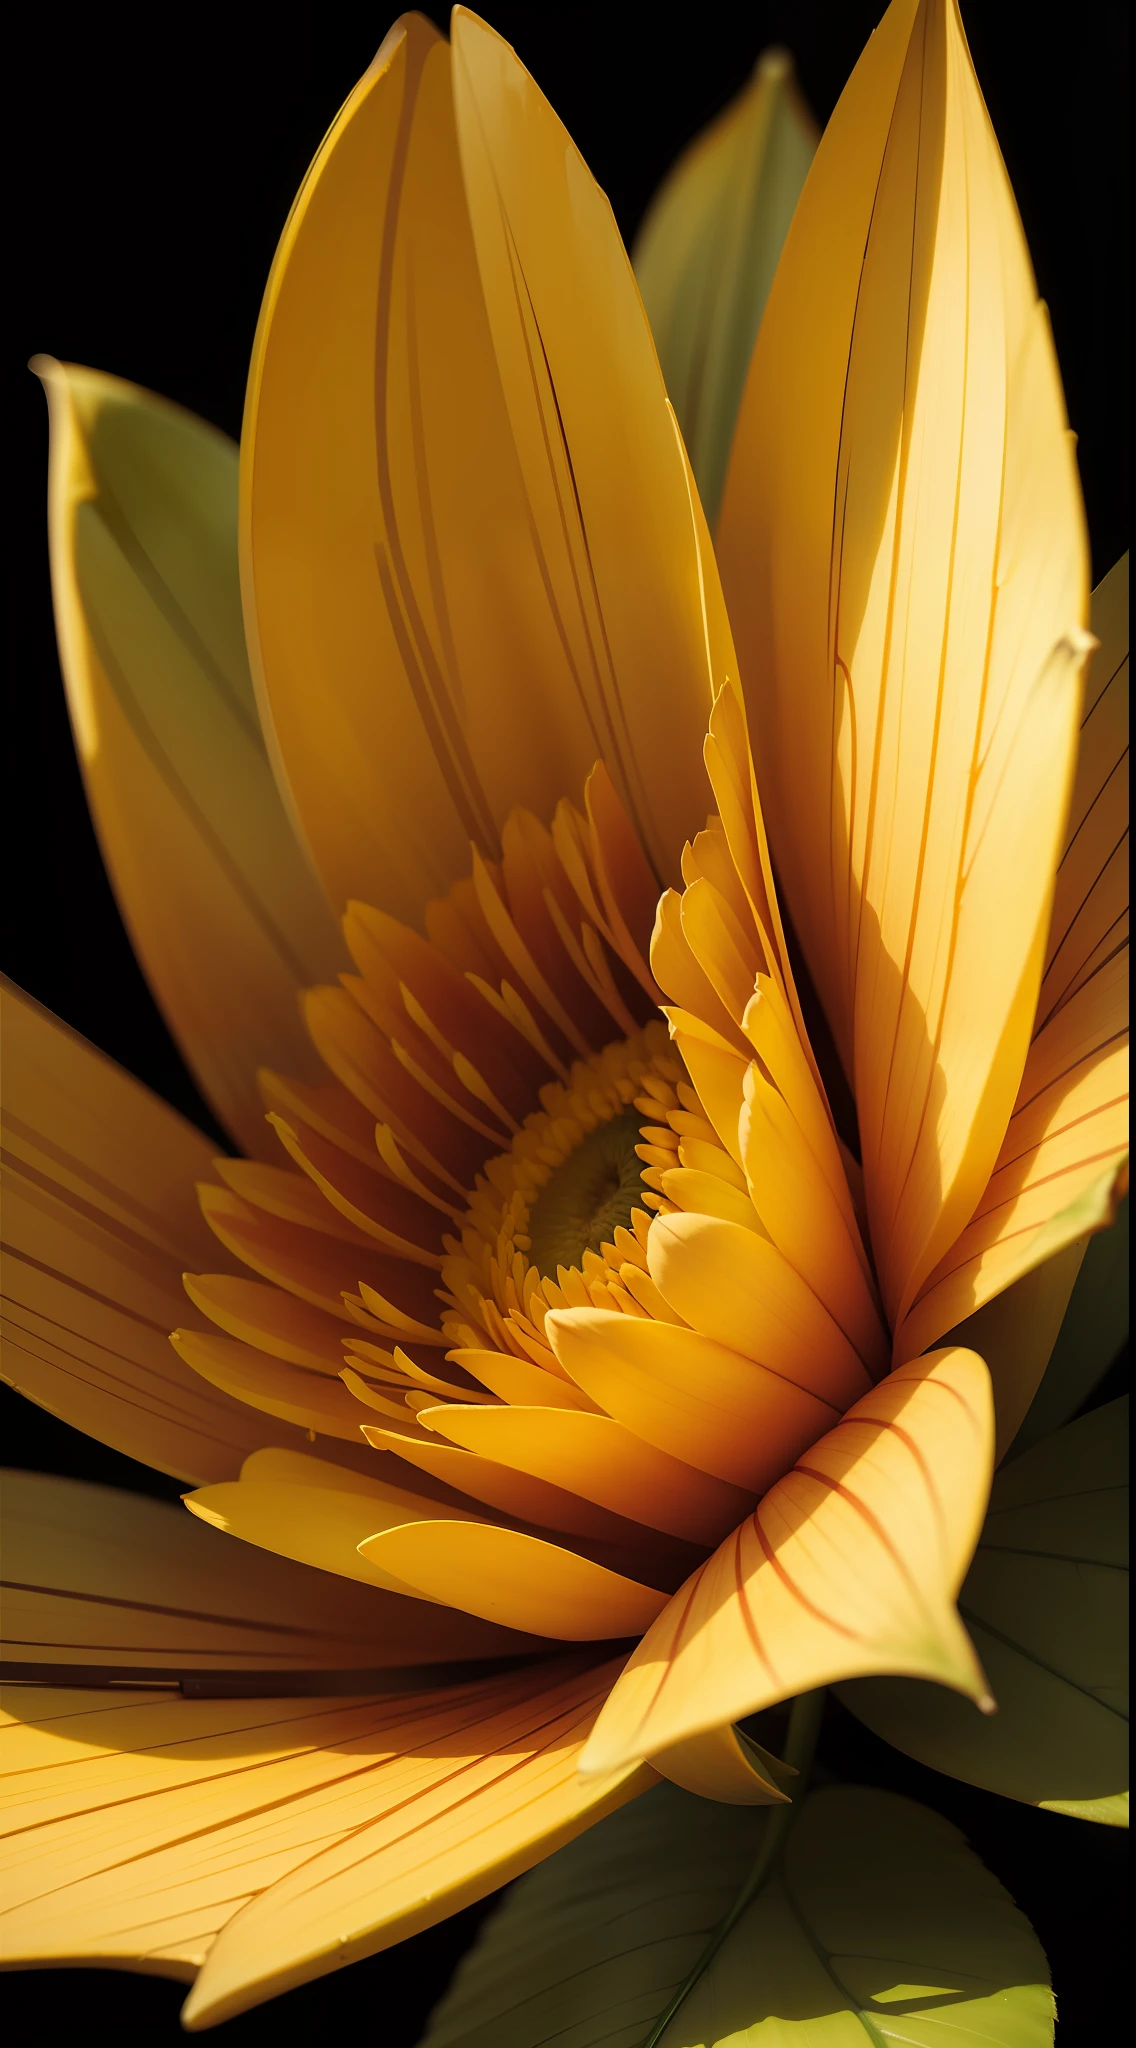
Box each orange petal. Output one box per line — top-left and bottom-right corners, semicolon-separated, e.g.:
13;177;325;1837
582;1347;993;1772
547;1307;836;1492
171;1328;370;1445
419;1404;753;1546
0;978;321;1480
364;1423;689;1552
647;1210;874;1405
358;1521;667;1640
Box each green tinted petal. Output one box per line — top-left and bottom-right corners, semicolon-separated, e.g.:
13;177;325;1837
36;360;344;1157
634;50;816;527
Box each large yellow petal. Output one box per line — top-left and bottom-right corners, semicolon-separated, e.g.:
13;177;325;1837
243;13;712;929
0;979;322;1480
0;1656;644;2011
581;1349;993;1774
717;0;1090;1329
634;49;816;527
900;555;1130;1353
1038;553;1129;1025
900;963;1128;1356
0;1468;474;1685
35;361;344;1159
449;8;717;887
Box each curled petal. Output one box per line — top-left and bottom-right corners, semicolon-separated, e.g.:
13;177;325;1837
582;1348;994;1773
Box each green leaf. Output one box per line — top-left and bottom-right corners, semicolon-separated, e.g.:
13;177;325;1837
839;1399;1128;1823
418;1781;1053;2047
1012;1196;1129;1455
633;50;816;528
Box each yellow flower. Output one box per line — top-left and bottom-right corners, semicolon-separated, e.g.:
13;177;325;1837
1;0;1128;2031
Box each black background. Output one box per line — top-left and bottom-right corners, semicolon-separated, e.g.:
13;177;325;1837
3;2;1129;2041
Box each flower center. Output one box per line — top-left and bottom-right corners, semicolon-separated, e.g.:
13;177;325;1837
526;1108;649;1279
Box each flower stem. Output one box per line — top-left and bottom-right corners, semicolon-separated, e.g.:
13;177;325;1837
640;1689;826;2048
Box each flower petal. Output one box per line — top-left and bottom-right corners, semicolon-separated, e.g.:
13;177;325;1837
634;49;816;526
0;1468;478;1685
0;1655;642;2013
419;1403;753;1546
170;1328;370;1445
450;7;717;886
358;1522;667;1640
899;556;1130;1352
243;13;712;930
35;360;344;1159
0;979;323;1480
646;1209;874;1405
548;1306;837;1494
581;1348;993;1774
717;0;1091;1328
1038;554;1129;1025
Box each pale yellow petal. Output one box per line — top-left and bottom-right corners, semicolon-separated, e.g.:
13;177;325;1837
634;49;817;526
582;1348;994;1773
718;0;1090;1327
0;979;315;1479
35;359;344;1159
1;1657;643;2012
